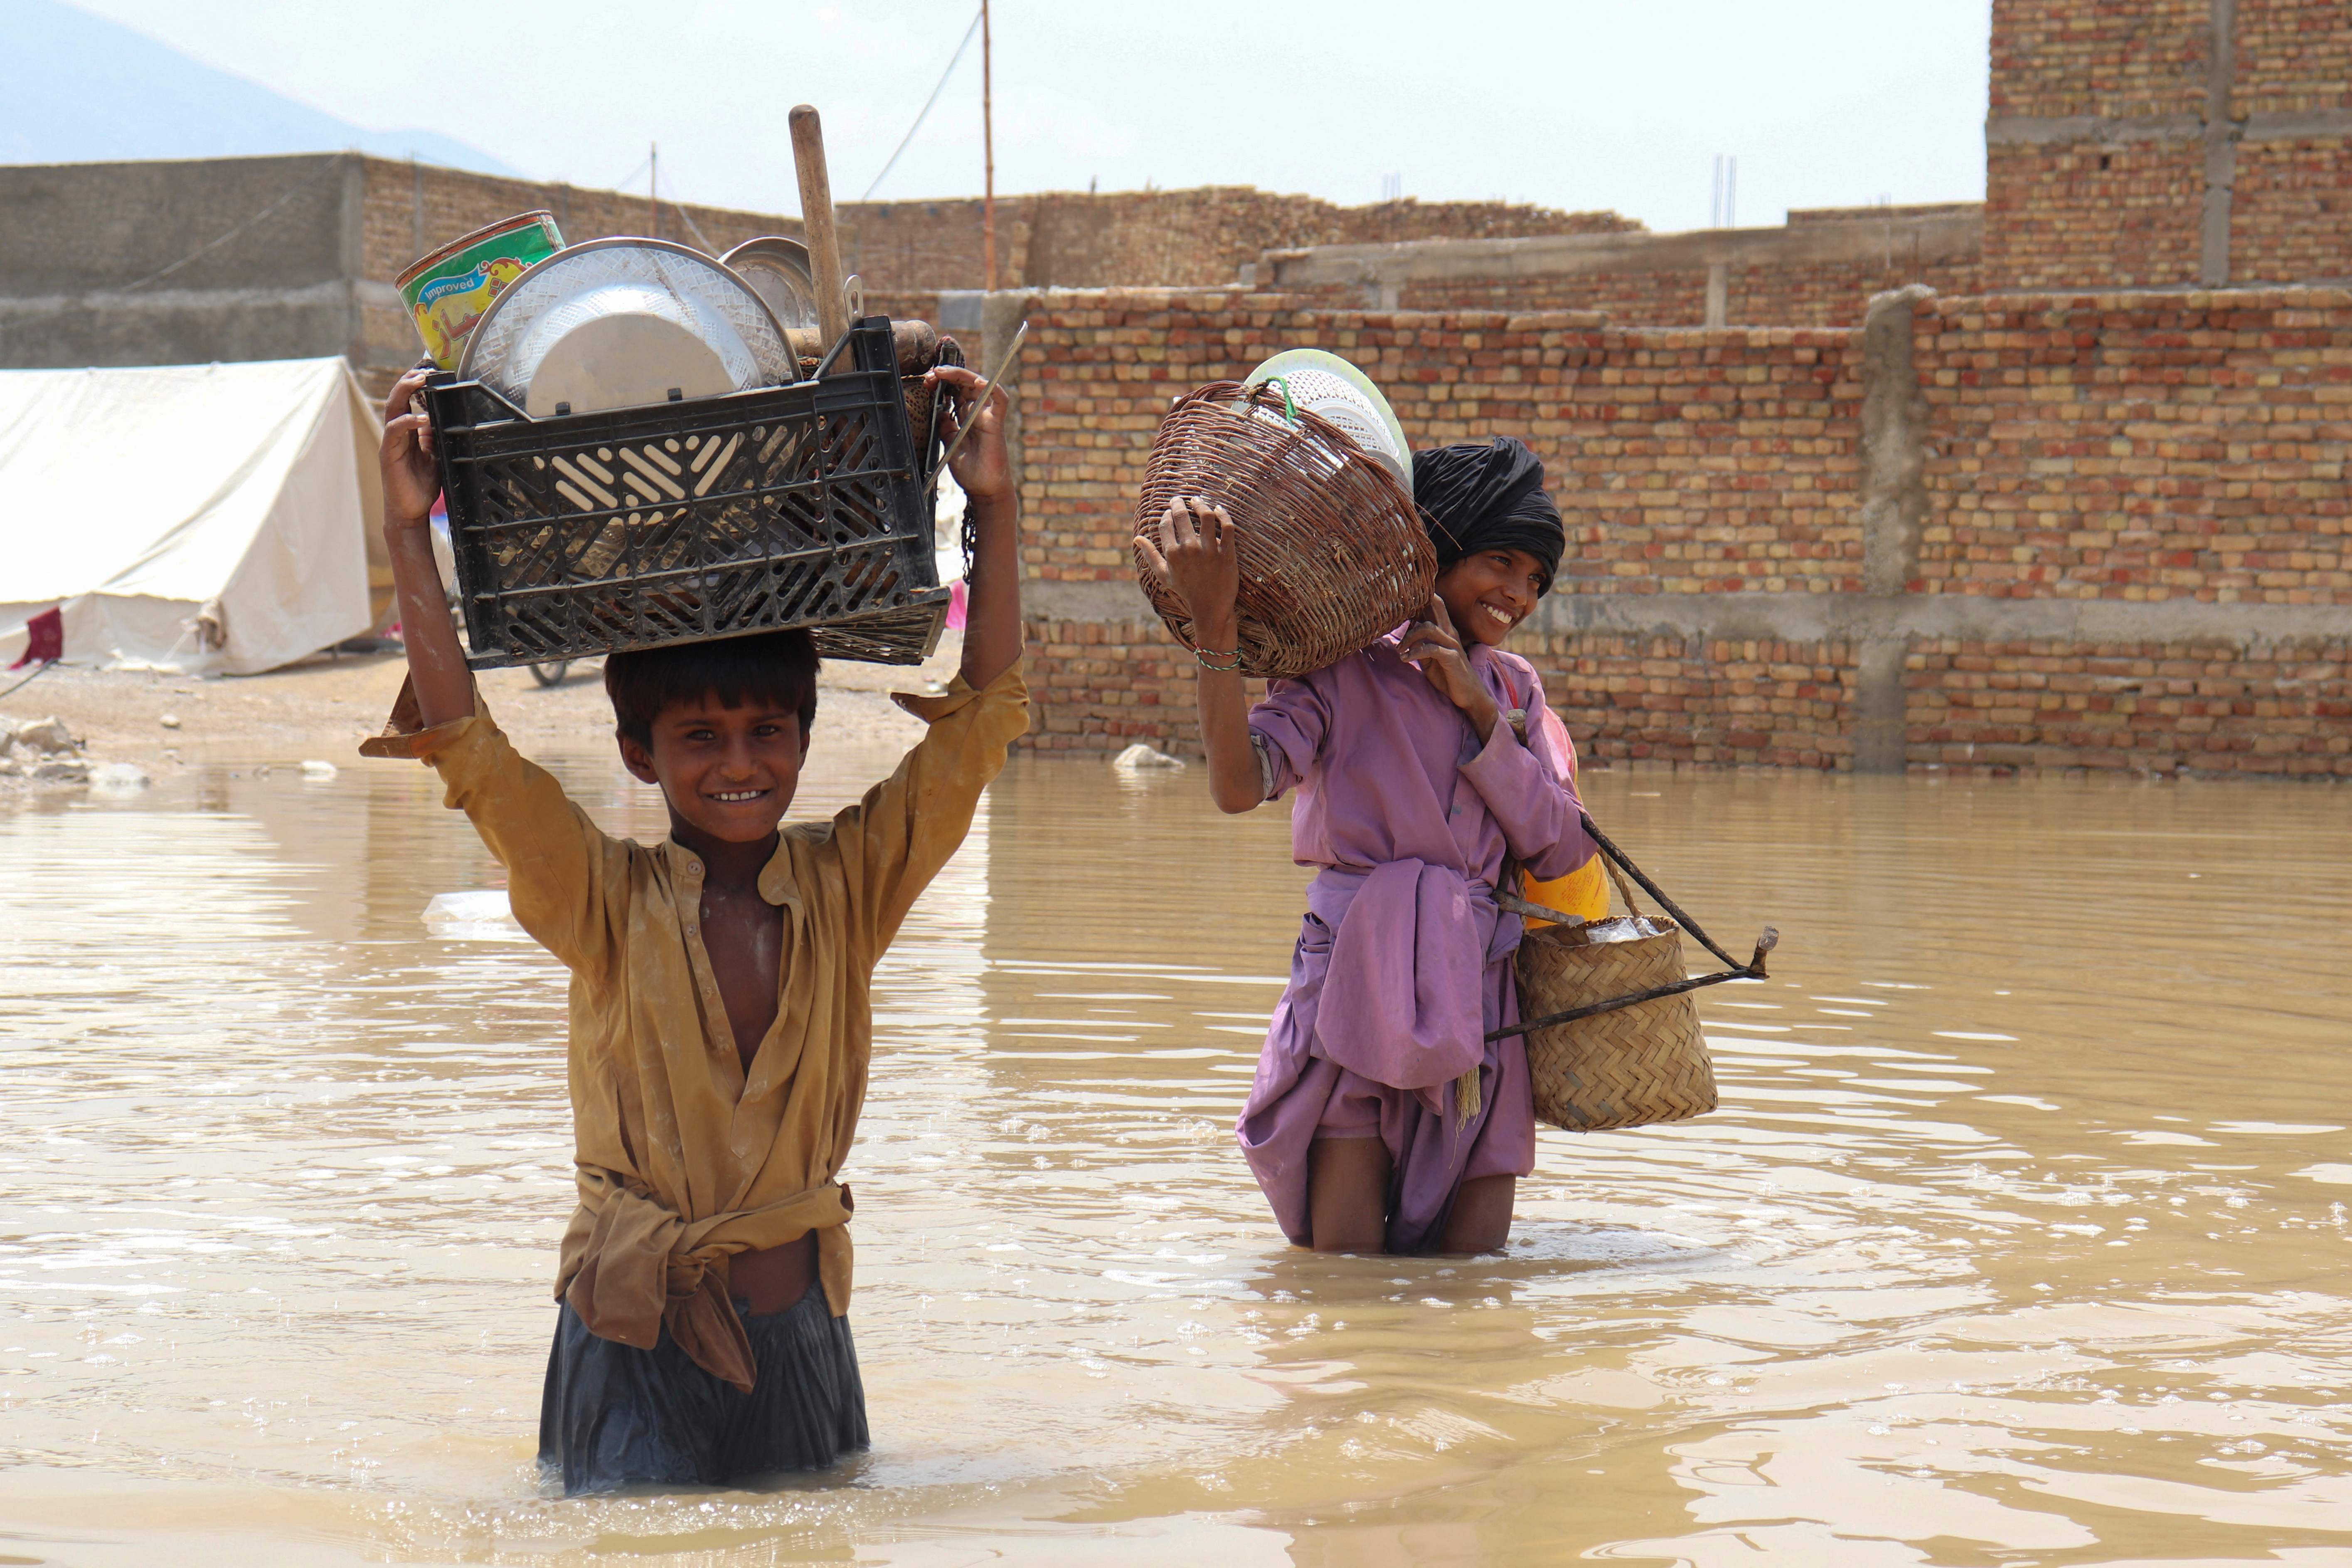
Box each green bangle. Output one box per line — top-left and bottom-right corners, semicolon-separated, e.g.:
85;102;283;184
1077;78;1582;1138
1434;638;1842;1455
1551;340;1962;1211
1192;643;1243;672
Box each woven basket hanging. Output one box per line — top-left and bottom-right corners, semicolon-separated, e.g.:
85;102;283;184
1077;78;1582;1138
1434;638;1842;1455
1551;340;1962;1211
1507;855;1719;1133
1131;380;1434;680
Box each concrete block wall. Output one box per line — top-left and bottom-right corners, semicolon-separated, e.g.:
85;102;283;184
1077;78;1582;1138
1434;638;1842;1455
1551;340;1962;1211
0;155;362;369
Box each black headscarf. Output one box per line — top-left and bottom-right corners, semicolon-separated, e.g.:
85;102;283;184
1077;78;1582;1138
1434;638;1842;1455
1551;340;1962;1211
1411;437;1564;594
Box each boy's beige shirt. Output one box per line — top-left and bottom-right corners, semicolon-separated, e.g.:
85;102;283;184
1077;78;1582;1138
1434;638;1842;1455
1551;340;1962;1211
362;662;1028;1391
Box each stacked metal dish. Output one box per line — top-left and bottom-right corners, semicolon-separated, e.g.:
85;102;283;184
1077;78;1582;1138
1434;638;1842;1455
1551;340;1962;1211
721;237;823;333
459;237;796;417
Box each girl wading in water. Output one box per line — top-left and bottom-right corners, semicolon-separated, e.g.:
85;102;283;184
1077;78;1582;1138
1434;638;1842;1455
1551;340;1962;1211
1140;437;1595;1254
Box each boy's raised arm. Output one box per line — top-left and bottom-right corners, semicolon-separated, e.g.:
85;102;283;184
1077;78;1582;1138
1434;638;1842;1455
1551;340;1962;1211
381;366;475;727
825;362;1030;953
929;364;1019;692
366;367;625;979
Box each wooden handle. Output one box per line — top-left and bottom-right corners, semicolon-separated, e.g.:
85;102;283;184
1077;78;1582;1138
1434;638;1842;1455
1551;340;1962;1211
788;104;851;350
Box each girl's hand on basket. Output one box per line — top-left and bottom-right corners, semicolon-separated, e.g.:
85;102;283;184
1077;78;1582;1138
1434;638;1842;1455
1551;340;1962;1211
380;364;439;530
929;364;1013;502
1136;497;1241;650
1401;596;1502;743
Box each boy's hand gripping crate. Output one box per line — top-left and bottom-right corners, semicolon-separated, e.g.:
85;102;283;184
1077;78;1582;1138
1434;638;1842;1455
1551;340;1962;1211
426;315;950;669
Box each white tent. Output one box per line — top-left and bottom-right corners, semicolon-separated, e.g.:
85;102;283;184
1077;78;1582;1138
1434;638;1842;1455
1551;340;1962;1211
0;357;388;675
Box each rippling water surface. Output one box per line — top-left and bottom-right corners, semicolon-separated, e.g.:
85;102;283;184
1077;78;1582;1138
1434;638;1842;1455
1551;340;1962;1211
2;737;2348;1566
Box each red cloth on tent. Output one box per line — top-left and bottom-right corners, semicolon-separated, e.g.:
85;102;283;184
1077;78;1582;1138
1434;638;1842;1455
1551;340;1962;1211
10;607;61;669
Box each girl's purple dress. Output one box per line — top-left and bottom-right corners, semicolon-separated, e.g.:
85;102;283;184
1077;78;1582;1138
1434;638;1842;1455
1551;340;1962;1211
1237;630;1593;1253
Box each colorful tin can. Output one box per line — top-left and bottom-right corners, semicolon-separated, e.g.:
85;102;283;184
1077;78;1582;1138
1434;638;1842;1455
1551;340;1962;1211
397;211;566;371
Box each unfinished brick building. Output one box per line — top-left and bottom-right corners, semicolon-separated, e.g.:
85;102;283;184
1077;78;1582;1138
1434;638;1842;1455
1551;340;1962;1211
0;0;2342;773
1001;0;2352;777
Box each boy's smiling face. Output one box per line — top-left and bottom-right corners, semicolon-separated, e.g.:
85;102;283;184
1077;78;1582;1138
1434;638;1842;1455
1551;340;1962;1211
618;695;810;844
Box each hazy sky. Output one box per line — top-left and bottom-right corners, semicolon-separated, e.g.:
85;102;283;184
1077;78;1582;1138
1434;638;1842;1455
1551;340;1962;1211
70;0;1991;231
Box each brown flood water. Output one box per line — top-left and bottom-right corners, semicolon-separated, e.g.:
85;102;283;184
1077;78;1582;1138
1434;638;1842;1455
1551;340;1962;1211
1;737;2348;1567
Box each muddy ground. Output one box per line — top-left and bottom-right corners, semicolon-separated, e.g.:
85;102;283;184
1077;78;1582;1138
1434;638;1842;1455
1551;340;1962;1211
0;635;959;800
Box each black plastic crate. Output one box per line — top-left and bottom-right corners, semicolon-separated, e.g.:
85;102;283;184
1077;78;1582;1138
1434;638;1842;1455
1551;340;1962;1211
426;315;949;669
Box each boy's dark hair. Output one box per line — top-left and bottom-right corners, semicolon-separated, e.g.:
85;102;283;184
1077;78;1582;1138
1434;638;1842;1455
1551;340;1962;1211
604;628;820;748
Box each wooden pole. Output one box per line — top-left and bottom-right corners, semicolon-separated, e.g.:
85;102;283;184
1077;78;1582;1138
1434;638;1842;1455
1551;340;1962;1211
789;105;852;350
982;0;995;292
649;142;658;239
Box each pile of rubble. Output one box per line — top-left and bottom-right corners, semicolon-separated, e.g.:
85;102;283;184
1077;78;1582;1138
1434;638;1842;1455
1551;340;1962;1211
0;716;147;791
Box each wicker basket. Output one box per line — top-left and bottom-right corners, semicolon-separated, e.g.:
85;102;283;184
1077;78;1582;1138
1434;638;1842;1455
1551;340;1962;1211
1510;858;1718;1132
1131;380;1433;679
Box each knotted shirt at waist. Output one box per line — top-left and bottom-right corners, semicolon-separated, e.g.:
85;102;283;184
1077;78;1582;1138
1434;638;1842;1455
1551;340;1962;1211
1306;858;1523;1094
554;1169;854;1393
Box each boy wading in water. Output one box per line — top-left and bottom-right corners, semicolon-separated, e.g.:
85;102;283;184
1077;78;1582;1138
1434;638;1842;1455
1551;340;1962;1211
366;363;1025;1493
1140;437;1594;1255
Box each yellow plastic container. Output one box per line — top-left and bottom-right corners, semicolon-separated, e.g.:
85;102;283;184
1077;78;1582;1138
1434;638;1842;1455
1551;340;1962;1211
397;211;565;371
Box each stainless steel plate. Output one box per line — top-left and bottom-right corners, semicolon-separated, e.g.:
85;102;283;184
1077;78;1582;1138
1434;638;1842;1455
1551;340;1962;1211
460;237;795;416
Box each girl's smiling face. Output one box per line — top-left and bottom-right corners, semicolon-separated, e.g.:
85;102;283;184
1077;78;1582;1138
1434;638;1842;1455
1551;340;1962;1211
1433;548;1547;647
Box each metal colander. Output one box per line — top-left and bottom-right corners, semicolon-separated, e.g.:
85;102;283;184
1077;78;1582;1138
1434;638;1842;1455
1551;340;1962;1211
461;237;796;415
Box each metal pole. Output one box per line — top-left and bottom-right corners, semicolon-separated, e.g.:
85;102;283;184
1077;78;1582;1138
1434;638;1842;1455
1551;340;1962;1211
982;0;995;292
649;142;658;239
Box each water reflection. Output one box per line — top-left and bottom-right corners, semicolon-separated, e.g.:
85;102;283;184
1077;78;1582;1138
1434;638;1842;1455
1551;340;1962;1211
0;745;2347;1565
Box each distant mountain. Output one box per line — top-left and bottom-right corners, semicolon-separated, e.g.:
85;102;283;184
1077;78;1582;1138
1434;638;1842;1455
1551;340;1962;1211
0;0;515;174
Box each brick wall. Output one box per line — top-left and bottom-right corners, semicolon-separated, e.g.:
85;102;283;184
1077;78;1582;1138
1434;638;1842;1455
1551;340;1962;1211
1914;288;2352;605
1013;291;1862;591
1002;286;2351;777
1388;254;1985;327
2230;139;2352;285
1983;0;2352;292
2236;0;2352;115
1518;634;1857;769
348;160;1637;389
1906;637;2350;774
1988;0;2212;119
1983;141;2207;290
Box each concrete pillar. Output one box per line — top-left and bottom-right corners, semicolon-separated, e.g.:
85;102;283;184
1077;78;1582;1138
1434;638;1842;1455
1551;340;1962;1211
1853;283;1933;773
2199;0;2240;286
1704;261;1728;328
336;154;370;373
